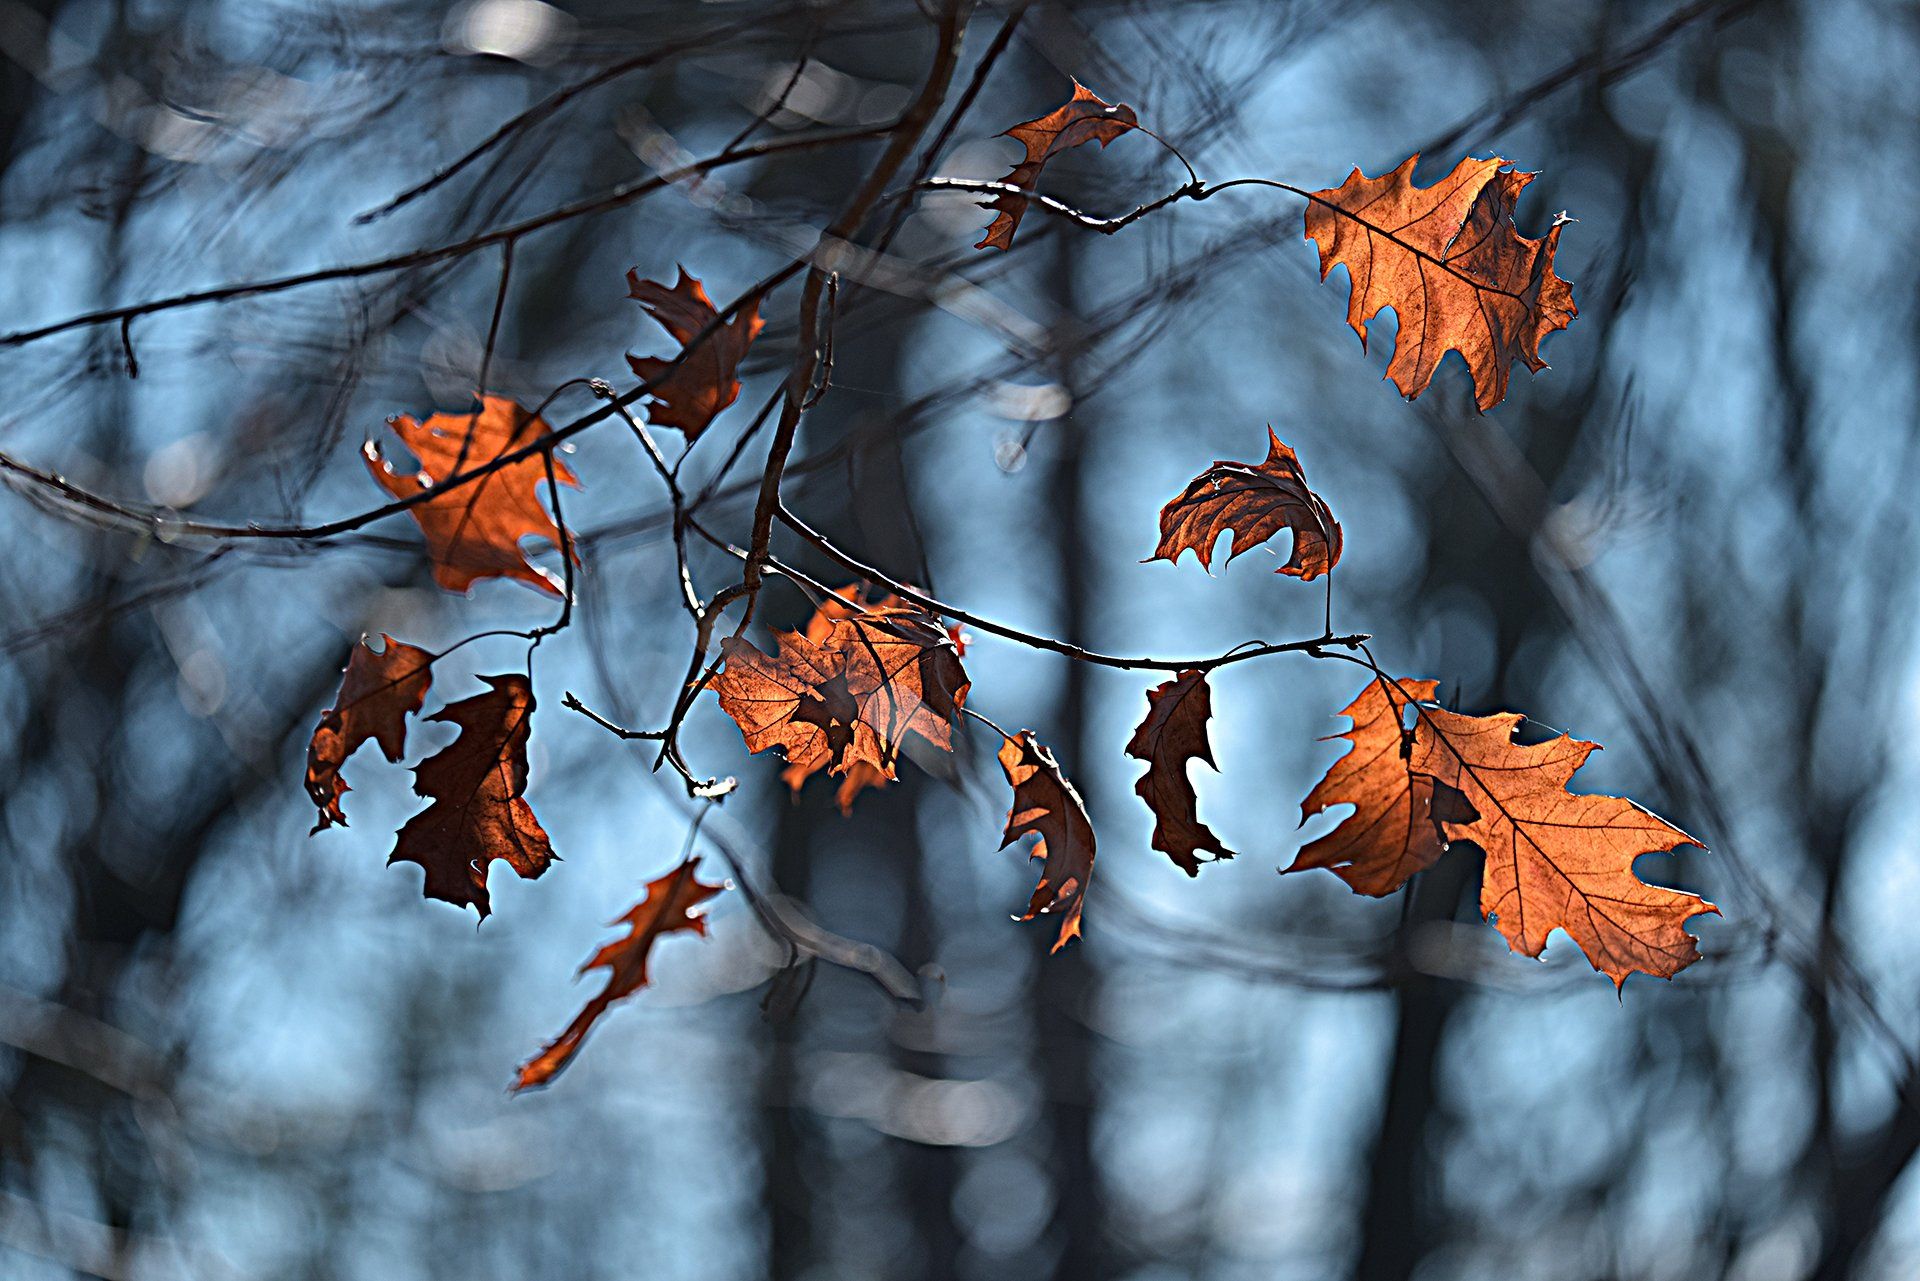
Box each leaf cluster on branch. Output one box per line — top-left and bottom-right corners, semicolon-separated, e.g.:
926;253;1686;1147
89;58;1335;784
286;76;1712;1082
1;52;1715;1086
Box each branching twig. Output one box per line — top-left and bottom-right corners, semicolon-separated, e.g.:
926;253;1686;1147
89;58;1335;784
775;502;1367;672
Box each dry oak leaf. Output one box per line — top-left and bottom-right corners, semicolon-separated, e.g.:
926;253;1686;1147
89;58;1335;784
626;267;764;441
389;674;554;919
363;394;580;596
976;79;1138;251
305;634;434;831
1409;703;1717;986
1286;677;1462;896
776;586;903;811
514;857;723;1091
998;731;1096;952
714;601;970;787
769;585;968;815
1304;154;1576;411
1125;671;1234;876
1150;429;1342;580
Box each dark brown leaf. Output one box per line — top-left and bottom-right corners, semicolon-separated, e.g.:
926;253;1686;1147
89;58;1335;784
389;674;554;919
1125;671;1234;875
625;267;764;441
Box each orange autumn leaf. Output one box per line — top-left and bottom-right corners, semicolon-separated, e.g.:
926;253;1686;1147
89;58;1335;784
389;674;554;919
713;600;969;788
1150;429;1342;580
1125;671;1233;876
1286;677;1459;896
626;267;764;441
715;628;861;783
976;79;1138;251
305;634;434;831
1304;154;1576;411
514;857;723;1091
998;731;1096;952
363;394;580;596
1408;703;1717;986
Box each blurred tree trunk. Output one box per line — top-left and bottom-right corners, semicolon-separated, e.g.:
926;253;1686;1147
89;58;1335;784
1028;209;1110;1281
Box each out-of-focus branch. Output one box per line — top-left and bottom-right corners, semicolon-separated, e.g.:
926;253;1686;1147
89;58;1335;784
0;127;869;348
739;0;970;606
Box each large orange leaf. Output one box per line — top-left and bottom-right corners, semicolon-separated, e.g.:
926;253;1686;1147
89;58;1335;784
389;674;554;919
713;599;969;788
1304;154;1576;411
1410;703;1716;985
1124;671;1233;875
305;634;434;831
998;731;1095;952
625;267;764;441
514;857;723;1090
363;394;580;596
1286;677;1458;896
976;80;1137;251
1150;429;1342;580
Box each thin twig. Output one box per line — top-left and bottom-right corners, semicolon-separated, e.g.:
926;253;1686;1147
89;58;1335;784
1;128;874;348
775;503;1366;672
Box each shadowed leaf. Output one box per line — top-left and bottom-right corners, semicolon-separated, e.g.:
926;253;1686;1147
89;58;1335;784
389;674;554;919
625;267;764;440
714;597;969;793
1125;671;1234;875
998;731;1096;952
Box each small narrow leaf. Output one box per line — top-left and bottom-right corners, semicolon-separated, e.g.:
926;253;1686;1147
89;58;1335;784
998;731;1096;952
976;80;1137;251
1125;671;1234;875
514;858;723;1090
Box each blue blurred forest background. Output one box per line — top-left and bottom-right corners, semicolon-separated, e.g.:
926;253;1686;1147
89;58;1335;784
1;0;1917;1277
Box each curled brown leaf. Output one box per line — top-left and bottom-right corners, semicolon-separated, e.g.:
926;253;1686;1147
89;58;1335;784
305;634;434;831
